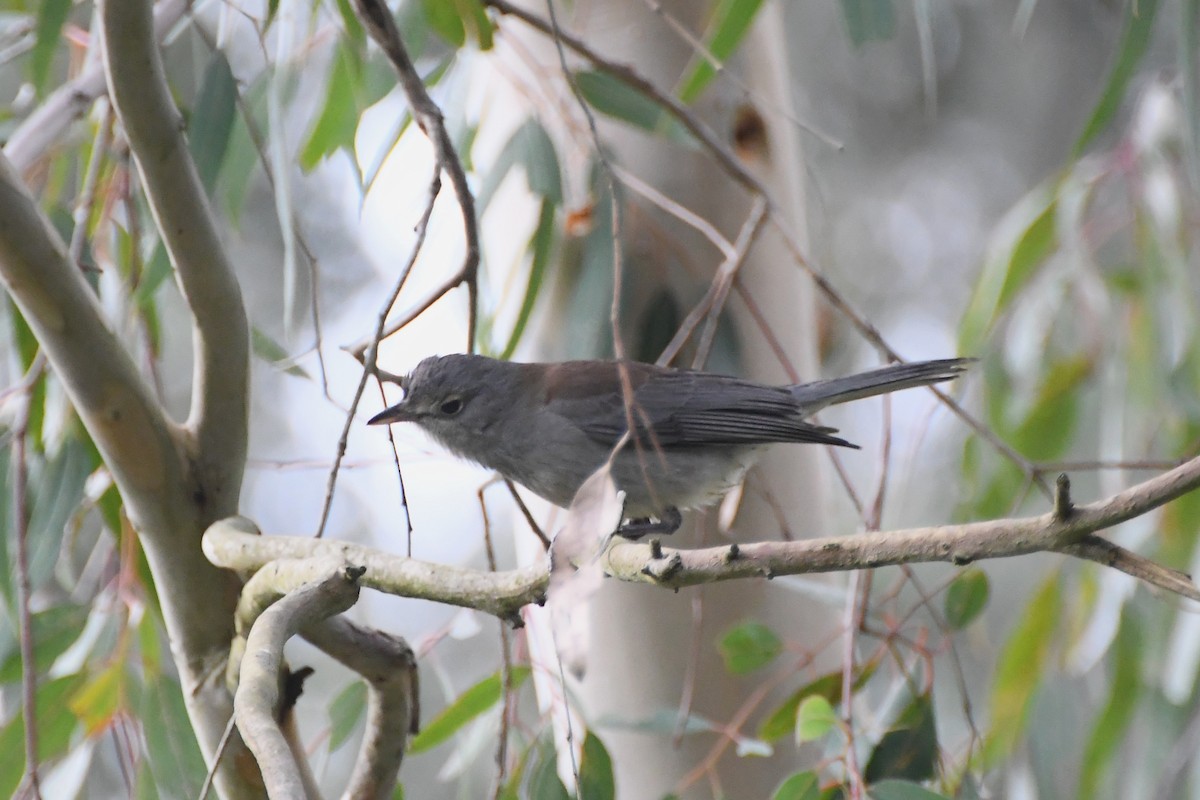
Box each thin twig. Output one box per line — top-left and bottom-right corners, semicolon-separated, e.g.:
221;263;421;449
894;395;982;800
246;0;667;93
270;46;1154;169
351;0;479;352
478;487;515;798
483;0;1051;501
197;714;238;800
68;99;113;270
504;479;551;550
13;360;42;799
376;381;414;555
694;198;769;368
636;0;842;149
316;174;441;537
672;591;704;746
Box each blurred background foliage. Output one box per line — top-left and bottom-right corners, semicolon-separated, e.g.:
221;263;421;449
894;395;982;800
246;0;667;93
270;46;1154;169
0;0;1199;798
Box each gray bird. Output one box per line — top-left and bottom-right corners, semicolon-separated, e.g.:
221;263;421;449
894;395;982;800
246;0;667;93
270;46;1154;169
368;354;971;536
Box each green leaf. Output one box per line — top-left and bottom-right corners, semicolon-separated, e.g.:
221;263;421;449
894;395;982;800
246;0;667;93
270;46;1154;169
759;662;877;742
795;695;838;743
0;605;89;683
135;245;174;308
1078;612;1142;798
678;0;767;103
574;71;689;142
137;609;163;677
500;199;555;360
0;673;85;799
335;0;367;50
10;305;45;447
868;780;950;800
461;0;495;50
718;621;782;674
301;43;362;170
595;709;718;736
27;439;90;590
30;0;71;95
329;680;368;752
773;771;821;800
1010;355;1093;460
70;661;127;734
408;666;530;753
864;693;937;783
943;568;989;629
1073;0;1161;155
478;118;563;213
983;573;1060;764
251;327;310;379
528;737;571;800
140;673;207;799
840;0;895;46
578;732;615;800
422;0;466;47
189;53;238;193
958;188;1057;354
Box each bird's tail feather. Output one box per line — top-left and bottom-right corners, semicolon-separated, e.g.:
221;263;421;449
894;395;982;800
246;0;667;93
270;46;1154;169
789;358;973;414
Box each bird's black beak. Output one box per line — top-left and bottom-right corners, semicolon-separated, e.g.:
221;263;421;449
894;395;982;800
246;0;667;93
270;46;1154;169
368;402;413;425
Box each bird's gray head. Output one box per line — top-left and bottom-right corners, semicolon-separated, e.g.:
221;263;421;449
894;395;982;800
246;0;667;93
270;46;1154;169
367;354;522;458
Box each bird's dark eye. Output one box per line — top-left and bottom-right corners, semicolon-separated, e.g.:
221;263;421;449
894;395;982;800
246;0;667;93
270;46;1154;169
439;397;464;415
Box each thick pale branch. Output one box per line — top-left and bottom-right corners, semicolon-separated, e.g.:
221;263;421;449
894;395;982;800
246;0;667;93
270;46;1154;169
205;455;1200;622
604;456;1200;600
99;0;249;515
203;517;547;622
0;153;186;531
235;567;363;799
304;618;418;800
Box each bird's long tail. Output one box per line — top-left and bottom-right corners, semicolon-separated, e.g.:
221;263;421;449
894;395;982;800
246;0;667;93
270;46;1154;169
789;358;973;415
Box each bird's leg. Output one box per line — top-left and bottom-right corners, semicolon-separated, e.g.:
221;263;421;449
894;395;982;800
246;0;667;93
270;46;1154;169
615;507;682;539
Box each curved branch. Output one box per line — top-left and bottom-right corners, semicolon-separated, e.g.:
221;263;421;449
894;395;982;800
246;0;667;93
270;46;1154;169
234;566;364;799
99;0;249;515
304;618;418;800
0;153;186;531
203;517;547;623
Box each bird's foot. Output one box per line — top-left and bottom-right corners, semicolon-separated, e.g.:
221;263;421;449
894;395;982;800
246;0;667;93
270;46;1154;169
615;507;682;539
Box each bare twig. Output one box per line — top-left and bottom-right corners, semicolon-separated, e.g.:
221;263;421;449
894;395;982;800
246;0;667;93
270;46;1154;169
505;479;551;550
197;714;238;800
351;0;479;352
479;488;515;797
656;200;766;368
1053;473;1074;521
12;361;41;799
636;0;842;149
482;0;1051;501
68;100;113;270
316;175;440;538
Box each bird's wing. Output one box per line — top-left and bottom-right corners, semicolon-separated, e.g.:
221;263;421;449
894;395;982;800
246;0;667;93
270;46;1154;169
542;361;855;449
